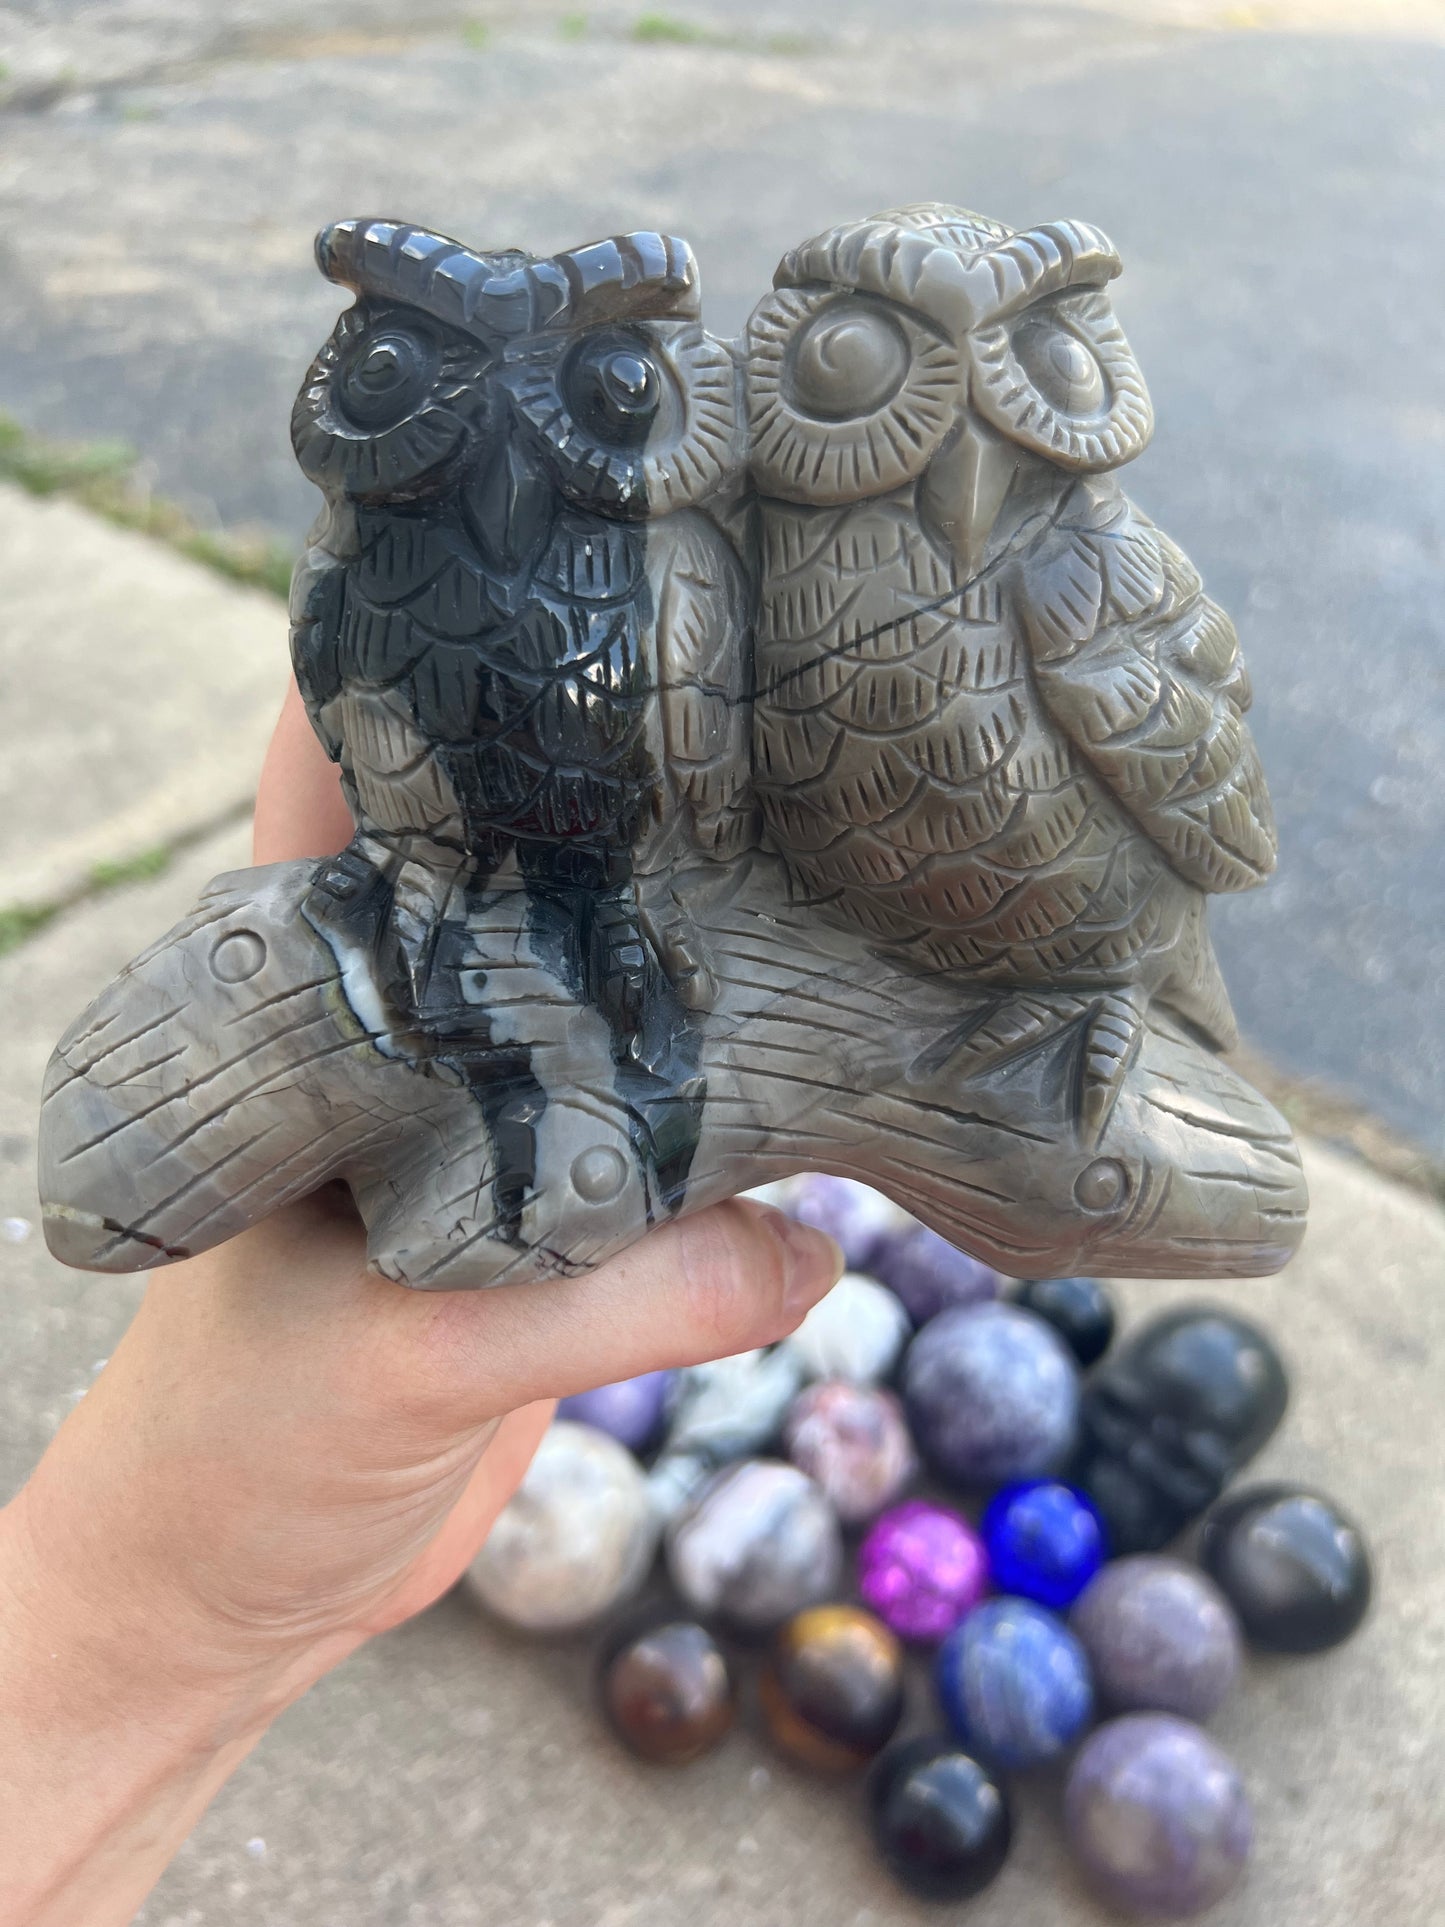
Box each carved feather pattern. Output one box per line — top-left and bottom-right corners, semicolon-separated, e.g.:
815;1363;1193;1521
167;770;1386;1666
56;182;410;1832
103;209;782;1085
1016;481;1278;894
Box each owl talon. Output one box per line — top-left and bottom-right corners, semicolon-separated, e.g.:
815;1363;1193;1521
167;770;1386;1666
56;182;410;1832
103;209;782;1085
1079;991;1147;1146
654;922;716;1012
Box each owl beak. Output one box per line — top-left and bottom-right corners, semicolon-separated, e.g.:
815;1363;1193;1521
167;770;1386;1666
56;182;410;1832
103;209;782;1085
919;415;1022;579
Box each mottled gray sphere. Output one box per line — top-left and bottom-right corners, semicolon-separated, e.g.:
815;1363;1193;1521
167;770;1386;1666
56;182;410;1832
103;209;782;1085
1065;1715;1253;1917
1071;1557;1243;1721
904;1304;1079;1486
464;1421;657;1634
666;1459;845;1633
785;1271;911;1385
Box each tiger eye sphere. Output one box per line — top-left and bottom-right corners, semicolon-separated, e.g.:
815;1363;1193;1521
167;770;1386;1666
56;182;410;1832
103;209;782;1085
760;1605;906;1772
599;1619;735;1765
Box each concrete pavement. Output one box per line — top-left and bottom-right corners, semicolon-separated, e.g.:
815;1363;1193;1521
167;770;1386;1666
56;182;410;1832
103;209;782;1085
0;482;285;913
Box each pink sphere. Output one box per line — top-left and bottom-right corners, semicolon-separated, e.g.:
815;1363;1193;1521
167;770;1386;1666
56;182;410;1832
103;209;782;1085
858;1499;990;1644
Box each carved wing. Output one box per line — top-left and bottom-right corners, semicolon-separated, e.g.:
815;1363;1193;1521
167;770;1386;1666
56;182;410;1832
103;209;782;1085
648;510;757;862
1014;481;1277;895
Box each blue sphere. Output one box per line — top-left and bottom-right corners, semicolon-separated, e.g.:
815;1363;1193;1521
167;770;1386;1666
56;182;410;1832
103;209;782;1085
936;1598;1094;1771
982;1481;1108;1610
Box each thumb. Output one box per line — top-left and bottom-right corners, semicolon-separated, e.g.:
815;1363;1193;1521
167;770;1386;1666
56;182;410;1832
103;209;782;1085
405;1199;844;1426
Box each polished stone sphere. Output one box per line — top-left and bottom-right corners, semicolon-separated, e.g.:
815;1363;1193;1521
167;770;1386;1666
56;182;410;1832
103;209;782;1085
870;1223;1000;1327
785;1271;911;1385
1064;1714;1253;1917
904;1303;1080;1486
665;1459;844;1635
1199;1483;1372;1654
869;1737;1013;1901
783;1380;916;1526
783;1175;909;1270
1071;1306;1288;1554
557;1369;675;1453
759;1604;906;1772
982;1480;1107;1610
936;1598;1094;1770
1071;1557;1242;1720
599;1619;735;1765
1013;1276;1117;1367
857;1499;990;1645
464;1421;657;1634
646;1348;804;1524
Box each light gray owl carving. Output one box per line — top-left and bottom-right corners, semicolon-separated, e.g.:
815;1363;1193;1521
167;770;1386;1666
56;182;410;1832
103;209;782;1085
747;203;1276;1141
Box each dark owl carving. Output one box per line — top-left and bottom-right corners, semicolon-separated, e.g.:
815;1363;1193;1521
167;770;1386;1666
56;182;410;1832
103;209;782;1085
288;219;752;1225
747;204;1276;1139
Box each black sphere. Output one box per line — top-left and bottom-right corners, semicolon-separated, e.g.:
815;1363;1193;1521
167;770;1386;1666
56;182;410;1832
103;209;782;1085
1070;1306;1289;1555
1014;1276;1117;1367
869;1736;1013;1901
1199;1483;1372;1655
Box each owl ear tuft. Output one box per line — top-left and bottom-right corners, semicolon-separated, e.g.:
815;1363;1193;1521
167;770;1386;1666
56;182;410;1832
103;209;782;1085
964;220;1122;322
314;219;700;342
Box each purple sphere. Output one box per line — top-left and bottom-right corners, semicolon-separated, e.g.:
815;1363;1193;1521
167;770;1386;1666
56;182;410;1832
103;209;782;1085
871;1224;1001;1327
784;1381;917;1526
858;1499;990;1645
785;1176;907;1270
904;1304;1080;1487
557;1371;675;1453
1071;1558;1243;1721
1065;1715;1253;1918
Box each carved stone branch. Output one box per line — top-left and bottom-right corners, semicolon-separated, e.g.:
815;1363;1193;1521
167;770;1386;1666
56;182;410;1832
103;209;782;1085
40;853;1306;1288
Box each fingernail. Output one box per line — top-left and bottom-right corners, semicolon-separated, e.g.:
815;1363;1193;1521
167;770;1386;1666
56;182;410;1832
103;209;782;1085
770;1212;845;1320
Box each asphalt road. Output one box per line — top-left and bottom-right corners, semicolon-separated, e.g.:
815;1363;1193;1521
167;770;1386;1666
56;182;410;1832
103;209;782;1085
2;0;1442;1154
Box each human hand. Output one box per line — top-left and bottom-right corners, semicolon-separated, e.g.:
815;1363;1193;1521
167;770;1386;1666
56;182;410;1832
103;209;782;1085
0;685;843;1927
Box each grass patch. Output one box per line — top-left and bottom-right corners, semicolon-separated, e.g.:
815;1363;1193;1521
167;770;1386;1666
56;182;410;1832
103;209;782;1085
628;13;815;54
0;903;58;959
632;12;707;44
88;846;172;891
559;10;588;37
461;19;491;48
0;412;294;602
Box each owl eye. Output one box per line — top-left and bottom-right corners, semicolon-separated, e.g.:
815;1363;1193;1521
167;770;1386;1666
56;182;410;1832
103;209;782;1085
1012;318;1107;416
563;336;664;447
292;309;486;497
747;287;961;504
787;308;911;421
503;322;739;518
336;328;434;428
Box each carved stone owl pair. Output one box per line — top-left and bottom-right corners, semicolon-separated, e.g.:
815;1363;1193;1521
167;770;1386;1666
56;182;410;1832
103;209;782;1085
294;204;1272;1144
38;203;1299;1291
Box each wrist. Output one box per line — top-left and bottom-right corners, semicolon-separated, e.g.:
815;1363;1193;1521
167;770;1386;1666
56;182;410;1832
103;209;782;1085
0;1488;315;1927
